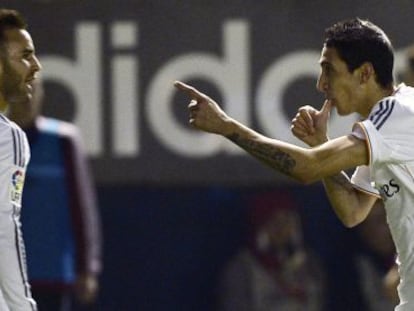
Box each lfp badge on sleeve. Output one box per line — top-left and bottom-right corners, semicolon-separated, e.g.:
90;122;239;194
10;169;25;207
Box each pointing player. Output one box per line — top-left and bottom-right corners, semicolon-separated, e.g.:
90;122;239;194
0;8;41;311
175;18;414;311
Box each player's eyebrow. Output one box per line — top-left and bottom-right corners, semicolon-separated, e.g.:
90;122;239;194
22;47;34;54
20;47;35;57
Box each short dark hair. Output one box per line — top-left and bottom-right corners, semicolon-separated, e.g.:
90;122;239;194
0;9;27;51
324;18;394;88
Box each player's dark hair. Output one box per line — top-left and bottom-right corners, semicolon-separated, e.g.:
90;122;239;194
324;18;394;88
0;9;27;55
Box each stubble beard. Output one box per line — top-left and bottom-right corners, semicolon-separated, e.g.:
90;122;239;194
2;60;31;106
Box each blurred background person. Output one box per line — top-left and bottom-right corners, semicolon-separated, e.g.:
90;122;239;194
353;200;398;311
217;190;326;311
5;77;103;311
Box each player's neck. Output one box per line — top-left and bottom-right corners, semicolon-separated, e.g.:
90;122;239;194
360;83;395;118
6;109;35;129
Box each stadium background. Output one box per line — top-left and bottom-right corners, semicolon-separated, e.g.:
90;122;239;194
2;1;414;310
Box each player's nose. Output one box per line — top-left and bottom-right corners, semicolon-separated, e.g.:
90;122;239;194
316;75;327;93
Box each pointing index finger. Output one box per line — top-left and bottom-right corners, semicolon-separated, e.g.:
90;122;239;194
174;80;204;100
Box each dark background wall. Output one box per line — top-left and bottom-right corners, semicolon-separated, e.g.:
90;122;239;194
94;184;358;311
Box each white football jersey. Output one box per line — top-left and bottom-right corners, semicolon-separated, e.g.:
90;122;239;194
0;114;36;311
0;114;30;212
351;84;414;310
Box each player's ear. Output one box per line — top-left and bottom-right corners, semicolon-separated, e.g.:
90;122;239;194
359;62;374;84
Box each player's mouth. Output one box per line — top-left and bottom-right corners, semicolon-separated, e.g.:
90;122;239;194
26;76;35;84
25;77;36;91
327;97;335;105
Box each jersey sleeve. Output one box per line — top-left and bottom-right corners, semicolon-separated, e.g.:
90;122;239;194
350;165;381;197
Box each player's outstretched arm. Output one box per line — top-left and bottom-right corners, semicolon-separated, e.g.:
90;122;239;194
174;81;367;184
175;81;376;227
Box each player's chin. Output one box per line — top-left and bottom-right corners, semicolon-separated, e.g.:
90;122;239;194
336;108;353;116
334;104;347;116
8;91;31;105
336;109;346;116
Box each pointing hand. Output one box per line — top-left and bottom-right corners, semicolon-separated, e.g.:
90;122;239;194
174;81;231;135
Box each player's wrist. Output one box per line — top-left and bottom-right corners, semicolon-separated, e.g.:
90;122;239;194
220;117;239;137
310;135;329;147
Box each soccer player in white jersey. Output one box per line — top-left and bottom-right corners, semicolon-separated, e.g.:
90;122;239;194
175;18;413;310
0;8;41;311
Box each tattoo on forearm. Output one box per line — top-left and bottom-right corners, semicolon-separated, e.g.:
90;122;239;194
227;133;296;175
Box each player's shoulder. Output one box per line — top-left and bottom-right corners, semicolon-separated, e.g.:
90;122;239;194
0;113;14;127
36;116;80;139
0;113;25;135
392;83;414;106
368;84;414;130
0;114;27;158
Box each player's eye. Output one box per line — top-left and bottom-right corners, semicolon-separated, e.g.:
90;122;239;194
22;50;34;60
